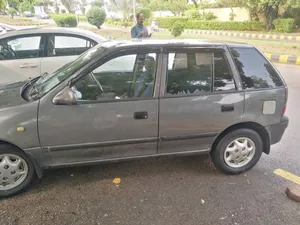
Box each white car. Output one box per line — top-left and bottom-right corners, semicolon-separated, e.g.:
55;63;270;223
0;23;16;35
0;28;106;84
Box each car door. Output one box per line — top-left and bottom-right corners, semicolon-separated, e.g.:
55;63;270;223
158;47;244;154
40;34;97;75
38;50;161;166
0;34;44;84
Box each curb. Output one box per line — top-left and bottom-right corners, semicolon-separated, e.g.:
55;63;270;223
264;53;300;65
159;28;300;42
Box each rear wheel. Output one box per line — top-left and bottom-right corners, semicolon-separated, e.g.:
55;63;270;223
211;129;263;174
0;145;35;198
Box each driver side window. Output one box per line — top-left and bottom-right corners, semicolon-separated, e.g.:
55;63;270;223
73;53;157;101
0;35;42;61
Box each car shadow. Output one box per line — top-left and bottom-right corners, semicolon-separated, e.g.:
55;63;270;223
28;154;220;194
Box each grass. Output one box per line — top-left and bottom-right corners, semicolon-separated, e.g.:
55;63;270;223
0;15;45;26
81;26;300;56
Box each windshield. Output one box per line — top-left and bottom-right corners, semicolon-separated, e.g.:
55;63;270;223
34;46;106;97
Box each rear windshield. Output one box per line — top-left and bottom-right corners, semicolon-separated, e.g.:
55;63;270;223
229;47;283;90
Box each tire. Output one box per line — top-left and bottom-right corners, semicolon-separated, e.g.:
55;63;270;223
211;128;263;175
0;145;35;198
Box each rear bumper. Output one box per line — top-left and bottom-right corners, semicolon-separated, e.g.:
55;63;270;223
266;116;289;145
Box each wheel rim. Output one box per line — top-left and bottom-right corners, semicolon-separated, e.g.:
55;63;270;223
224;137;256;168
0;154;28;191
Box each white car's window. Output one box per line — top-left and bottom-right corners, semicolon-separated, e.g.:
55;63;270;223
0;35;41;60
55;36;90;48
95;55;136;73
47;35;96;57
8;36;40;51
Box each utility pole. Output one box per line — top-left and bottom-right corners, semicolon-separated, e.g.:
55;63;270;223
133;0;136;24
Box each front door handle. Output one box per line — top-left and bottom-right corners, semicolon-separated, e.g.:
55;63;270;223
20;64;38;69
134;111;148;120
221;104;234;112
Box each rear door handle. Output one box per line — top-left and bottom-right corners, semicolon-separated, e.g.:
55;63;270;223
221;104;234;112
20;64;38;69
134;111;148;120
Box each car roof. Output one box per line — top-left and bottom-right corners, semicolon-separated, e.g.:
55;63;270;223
99;39;253;49
0;27;106;42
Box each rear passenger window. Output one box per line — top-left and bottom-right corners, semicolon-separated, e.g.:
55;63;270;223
166;51;235;96
166;52;212;96
230;47;283;89
214;52;235;92
47;35;95;57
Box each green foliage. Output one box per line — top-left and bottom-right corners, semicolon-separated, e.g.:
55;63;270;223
119;21;133;27
200;11;217;20
78;15;87;22
273;18;295;32
156;17;188;28
106;18;112;24
52;14;78;27
283;7;300;26
229;12;236;21
139;8;151;19
113;21;118;25
157;17;264;31
60;0;76;13
185;10;216;21
106;0;134;22
185;9;201;20
90;0;104;8
0;0;5;10
7;0;19;10
18;0;33;13
169;21;185;37
87;7;106;29
8;7;17;18
185;20;264;31
149;0;187;16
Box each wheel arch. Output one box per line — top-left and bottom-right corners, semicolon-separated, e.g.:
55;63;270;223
0;139;43;178
211;122;271;155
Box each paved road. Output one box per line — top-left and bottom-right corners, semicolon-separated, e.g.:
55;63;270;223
1;64;300;225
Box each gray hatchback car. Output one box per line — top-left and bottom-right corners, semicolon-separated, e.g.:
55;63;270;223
0;39;288;197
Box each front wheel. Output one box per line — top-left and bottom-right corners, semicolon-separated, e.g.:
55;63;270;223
0;145;35;198
211;129;263;174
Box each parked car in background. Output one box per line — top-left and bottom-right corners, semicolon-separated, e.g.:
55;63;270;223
37;13;49;19
0;39;288;197
0;28;106;84
23;11;33;17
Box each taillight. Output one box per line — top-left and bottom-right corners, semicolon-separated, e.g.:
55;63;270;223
282;104;286;116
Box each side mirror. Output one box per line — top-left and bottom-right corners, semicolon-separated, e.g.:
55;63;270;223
53;86;77;105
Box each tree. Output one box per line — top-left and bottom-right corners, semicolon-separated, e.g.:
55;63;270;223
0;0;5;11
7;0;20;10
139;8;151;19
60;0;79;13
87;6;106;28
191;0;199;8
35;0;53;13
90;0;104;8
19;0;34;13
108;0;133;22
80;0;87;14
170;21;184;37
8;7;17;18
216;0;246;21
149;0;187;16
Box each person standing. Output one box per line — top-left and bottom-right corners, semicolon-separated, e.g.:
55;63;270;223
131;13;152;38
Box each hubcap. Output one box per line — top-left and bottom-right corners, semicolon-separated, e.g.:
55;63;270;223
0;154;28;191
224;137;256;168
